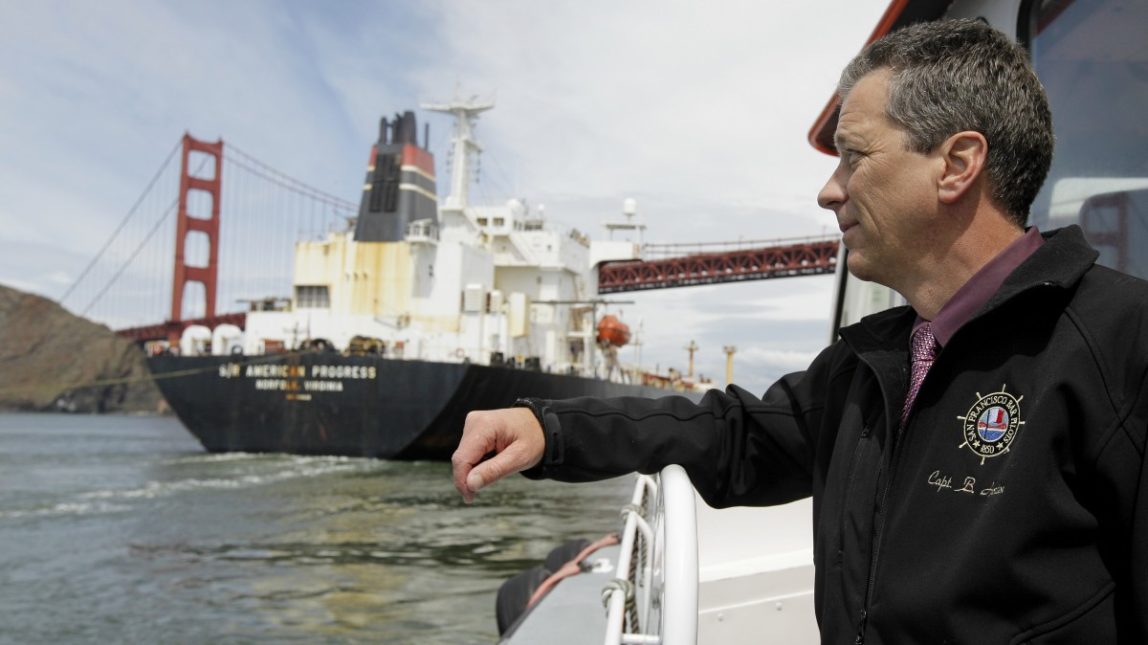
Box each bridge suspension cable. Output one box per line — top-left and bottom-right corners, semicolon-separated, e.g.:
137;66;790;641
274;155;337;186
223;144;358;211
58;137;182;306
75;150;217;317
65;135;359;331
80;197;178;316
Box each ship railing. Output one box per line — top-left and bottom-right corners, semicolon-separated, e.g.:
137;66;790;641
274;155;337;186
603;464;698;645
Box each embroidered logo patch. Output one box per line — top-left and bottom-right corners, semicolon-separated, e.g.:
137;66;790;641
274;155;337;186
957;385;1024;465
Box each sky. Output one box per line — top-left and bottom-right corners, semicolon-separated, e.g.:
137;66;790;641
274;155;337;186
0;0;892;395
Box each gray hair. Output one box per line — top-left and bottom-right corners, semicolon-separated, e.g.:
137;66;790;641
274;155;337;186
839;18;1053;226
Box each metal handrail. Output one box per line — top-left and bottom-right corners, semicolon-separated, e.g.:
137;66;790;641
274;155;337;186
602;465;698;645
658;465;699;645
603;475;653;645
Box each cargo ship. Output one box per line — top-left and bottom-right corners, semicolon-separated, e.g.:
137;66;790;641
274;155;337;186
147;97;707;459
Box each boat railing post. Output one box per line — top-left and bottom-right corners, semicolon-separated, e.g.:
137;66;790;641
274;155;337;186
657;464;698;645
604;475;652;645
603;466;697;645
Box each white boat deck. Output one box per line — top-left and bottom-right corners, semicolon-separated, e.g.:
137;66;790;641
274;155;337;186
501;485;818;645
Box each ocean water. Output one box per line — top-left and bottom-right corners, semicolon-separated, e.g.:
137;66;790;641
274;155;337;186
0;413;633;644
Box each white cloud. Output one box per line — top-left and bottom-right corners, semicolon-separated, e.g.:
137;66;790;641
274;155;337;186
401;1;888;245
45;271;72;286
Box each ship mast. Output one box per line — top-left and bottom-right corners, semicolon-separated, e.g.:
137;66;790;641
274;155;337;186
421;95;494;211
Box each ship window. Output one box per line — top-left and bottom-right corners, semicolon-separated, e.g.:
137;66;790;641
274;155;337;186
1025;0;1148;279
477;217;489;226
295;285;330;309
493;217;505;227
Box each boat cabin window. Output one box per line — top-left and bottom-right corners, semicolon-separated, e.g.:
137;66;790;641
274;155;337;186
295;285;330;309
477;217;489;226
1025;0;1148;279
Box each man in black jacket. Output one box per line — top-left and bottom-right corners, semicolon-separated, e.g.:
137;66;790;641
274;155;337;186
451;19;1148;643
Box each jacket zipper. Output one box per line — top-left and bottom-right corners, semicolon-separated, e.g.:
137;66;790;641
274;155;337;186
857;424;906;645
855;360;916;644
854;609;868;645
838;424;872;565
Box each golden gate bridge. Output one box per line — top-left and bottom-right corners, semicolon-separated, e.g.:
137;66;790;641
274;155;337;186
57;133;840;345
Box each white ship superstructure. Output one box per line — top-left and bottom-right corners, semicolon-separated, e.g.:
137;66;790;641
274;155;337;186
240;98;640;378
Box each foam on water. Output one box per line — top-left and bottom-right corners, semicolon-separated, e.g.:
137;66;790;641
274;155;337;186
79;456;377;501
0;500;134;519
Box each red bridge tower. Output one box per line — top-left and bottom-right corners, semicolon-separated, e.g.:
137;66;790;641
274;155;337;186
169;134;223;343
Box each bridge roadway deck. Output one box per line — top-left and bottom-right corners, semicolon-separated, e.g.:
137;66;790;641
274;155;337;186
597;238;840;294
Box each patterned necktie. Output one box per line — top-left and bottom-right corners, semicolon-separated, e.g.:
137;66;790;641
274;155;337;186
901;322;938;429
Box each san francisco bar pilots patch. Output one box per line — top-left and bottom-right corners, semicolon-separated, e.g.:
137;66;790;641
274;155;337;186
957;385;1024;465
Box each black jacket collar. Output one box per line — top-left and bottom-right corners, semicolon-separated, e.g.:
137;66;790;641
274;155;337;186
986;225;1098;309
838;225;1099;353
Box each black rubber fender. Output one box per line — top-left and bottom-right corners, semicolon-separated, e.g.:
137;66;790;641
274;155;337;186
496;538;593;636
496;565;550;636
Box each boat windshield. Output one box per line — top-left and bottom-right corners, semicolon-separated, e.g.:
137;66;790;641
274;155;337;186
1025;0;1148;279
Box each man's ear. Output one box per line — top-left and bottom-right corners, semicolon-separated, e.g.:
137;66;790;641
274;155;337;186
937;131;988;205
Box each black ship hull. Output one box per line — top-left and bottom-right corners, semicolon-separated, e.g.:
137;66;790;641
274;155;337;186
147;354;701;460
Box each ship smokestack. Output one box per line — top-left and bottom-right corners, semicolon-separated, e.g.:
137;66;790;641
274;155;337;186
354;110;438;242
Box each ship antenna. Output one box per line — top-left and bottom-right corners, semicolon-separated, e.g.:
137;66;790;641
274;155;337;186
421;94;494;211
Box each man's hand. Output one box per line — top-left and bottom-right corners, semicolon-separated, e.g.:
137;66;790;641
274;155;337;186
451;407;546;503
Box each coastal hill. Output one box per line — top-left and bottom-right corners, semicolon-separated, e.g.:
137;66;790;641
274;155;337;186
0;284;164;413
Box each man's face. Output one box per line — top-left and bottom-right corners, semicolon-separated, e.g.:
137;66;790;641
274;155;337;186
817;68;938;288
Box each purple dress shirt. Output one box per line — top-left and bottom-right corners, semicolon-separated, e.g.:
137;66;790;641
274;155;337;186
922;226;1045;347
901;227;1045;423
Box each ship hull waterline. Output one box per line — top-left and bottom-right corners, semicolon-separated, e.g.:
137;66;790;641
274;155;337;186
147;354;701;460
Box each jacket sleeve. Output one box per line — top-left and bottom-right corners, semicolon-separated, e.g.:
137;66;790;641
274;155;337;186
521;341;845;509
